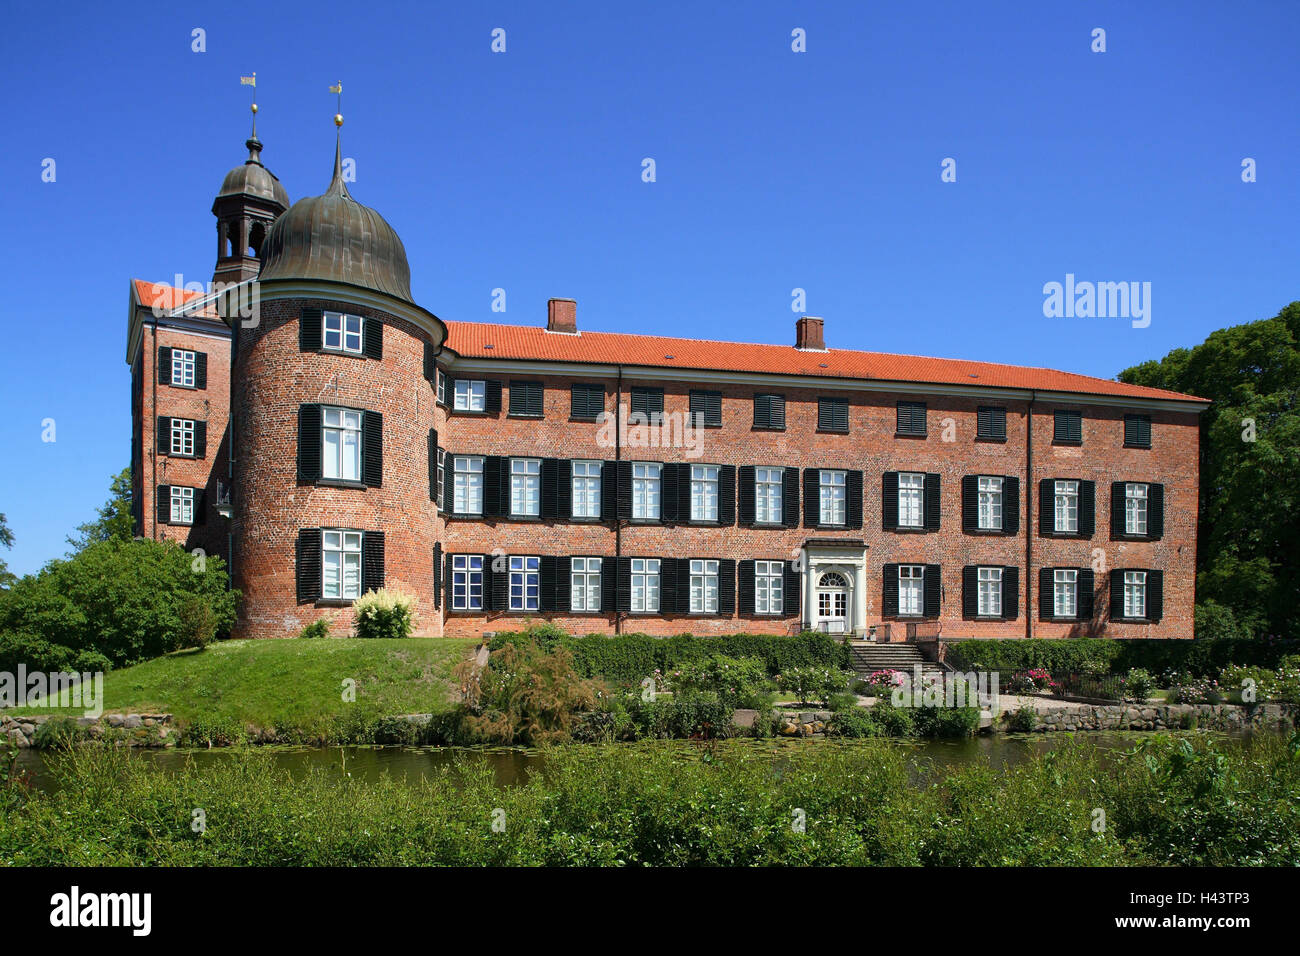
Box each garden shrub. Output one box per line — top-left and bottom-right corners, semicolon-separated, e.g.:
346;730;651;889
776;665;850;706
867;700;916;736
912;705;981;738
828;707;882;738
32;717;84;751
667;655;770;708
1123;667;1155;702
298;619;331;640
352;588;417;640
1004;705;1037;733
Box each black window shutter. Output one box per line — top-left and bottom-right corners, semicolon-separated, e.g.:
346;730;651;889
484;380;502;414
783;467;800;527
782;563;800;618
770;395;786;429
708;391;721;427
738;560;756;615
818;398;848;431
1002;567;1019;620
1078;568;1095;620
737;465;756;526
156;416;171;455
539;556;557;612
817;399;832;431
1148;484;1164;539
603;460;620;521
428;430;437;500
194;352;207;390
676;560;692;612
572;383;602;420
433;543;442;610
630;389;647;420
1039;567;1055;621
923;473;942;530
555;459;572;519
676;464;692;523
1125;415;1151;448
897;402;926;435
1109;571;1125;621
300;308;323;351
717;465;736;525
156;485;171;525
615;556;631;613
157;347;172;384
650;389;664;421
1078;480;1095;537
1055;410;1082;444
1110;482;1125;536
1148;570;1164;622
690;390;721;427
483;456;503;517
540;458;560;520
361;319;383;360
803;469;820;527
961;475;978;532
1003;477;1020;535
1038;479;1053;535
489;564;508;611
194;421;207;459
297;404;322;482
510;381;544;417
846;470;863;529
882;472;899;530
718;559;736;616
882;564;899;616
615;460;632;520
659;557;678;613
441;373;454;407
296;528;322;604
977;406;1006;440
423;342;436;383
362;411;383;488
923;565;941;618
361;531;385;593
552;556;570;613
962;566;978;618
753;395;771;429
444;552;454;609
194;490;207;525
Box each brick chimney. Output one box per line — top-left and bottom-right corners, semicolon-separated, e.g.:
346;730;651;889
795;315;825;350
547;298;578;334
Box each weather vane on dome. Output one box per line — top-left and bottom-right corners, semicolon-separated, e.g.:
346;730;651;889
330;81;343;128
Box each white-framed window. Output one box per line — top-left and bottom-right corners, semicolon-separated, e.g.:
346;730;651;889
1123;570;1147;619
977;566;1003;617
819;469;846;525
898;564;924;616
435;448;445;509
453;379;486;412
453;456;484;515
322;529;363;600
1053;568;1078;618
755;467;783;524
689;559;719;614
898;472;924;528
323;311;363;354
631;558;660;612
755;560;784;615
571;557;602;612
170;418;195;457
1054;480;1079;533
977;476;1003;530
1125;483;1148;535
510;458;541;517
169;486;194;525
632;462;662;520
690;464;720;522
509;555;540;611
436;369;447;405
572;460;602;519
171;349;196;387
322;406;362;481
451;554;483;611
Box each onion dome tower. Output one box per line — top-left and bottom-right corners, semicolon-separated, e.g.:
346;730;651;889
212;99;290;287
229;101;446;639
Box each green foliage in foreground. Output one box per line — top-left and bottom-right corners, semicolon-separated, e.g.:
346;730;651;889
9;638;477;741
2;734;1297;866
944;636;1298;679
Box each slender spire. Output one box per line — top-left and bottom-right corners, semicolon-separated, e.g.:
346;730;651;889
241;73;263;165
327;82;349;197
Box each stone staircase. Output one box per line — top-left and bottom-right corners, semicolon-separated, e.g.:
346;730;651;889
848;641;948;680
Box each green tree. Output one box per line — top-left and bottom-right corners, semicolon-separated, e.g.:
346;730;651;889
0;513;13;589
1119;301;1300;639
66;467;133;554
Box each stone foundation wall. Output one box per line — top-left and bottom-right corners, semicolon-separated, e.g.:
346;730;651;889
1022;702;1293;733
2;713;175;748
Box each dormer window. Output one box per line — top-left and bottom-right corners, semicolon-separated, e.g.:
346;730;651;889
323;311;363;354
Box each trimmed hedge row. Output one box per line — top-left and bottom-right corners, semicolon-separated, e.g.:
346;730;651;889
944;637;1298;678
487;631;850;685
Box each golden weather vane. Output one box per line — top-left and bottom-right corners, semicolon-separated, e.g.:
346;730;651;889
240;73;258;133
329;81;343;127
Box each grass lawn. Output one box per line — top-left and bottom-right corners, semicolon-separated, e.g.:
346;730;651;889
10;637;477;728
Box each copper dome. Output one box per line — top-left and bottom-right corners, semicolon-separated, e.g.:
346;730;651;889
257;140;413;304
216;136;290;210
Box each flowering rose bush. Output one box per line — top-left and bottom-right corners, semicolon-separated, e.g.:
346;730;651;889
864;669;906;695
1007;668;1052;694
776;666;850;706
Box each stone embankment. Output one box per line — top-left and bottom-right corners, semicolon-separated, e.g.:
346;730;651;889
2;712;175;748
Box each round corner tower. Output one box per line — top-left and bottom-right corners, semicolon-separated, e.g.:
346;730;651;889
230;137;447;638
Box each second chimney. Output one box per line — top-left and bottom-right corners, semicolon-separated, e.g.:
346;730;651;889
547;298;578;334
796;315;825;350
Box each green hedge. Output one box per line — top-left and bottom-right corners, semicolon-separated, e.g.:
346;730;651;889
488;631;849;686
944;637;1299;678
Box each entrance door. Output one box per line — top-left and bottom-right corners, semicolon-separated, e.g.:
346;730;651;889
816;572;849;633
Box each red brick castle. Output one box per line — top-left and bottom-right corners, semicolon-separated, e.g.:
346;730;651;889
126;121;1208;641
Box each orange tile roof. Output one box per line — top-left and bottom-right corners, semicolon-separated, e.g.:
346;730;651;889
443;321;1207;404
132;279;219;318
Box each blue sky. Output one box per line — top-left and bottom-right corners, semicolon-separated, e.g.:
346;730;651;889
1;0;1297;576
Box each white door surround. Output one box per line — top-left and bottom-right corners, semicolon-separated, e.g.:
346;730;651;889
801;541;869;636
